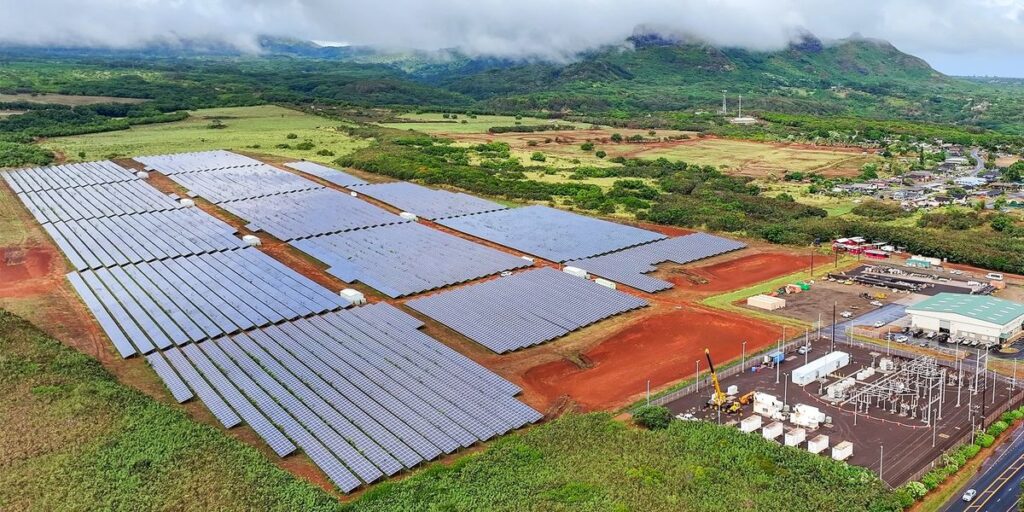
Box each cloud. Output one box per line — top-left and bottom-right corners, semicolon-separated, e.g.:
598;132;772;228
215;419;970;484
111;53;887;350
2;0;1024;74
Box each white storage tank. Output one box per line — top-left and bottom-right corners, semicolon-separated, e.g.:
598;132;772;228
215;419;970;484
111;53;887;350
831;441;853;461
807;434;829;454
562;266;589;279
521;256;535;263
739;415;762;433
594;278;616;290
746;294;786;311
762;421;784;442
791;351;851;386
242;235;262;247
340;288;366;306
135;171;150;179
179;198;196;207
785;428;806;447
399;212;419;221
350;191;358;197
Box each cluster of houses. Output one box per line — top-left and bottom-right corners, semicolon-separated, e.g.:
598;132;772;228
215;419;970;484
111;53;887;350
831;237;897;260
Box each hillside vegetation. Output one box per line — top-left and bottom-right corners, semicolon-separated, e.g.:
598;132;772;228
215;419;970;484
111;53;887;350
0;310;341;511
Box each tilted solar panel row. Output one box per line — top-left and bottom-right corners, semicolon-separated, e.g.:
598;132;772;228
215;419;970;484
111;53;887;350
355;182;508;220
1;160;138;192
291;222;532;298
144;303;540;493
67;248;351;357
167;165;323;204
407;267;648;353
284;161;368;188
219;188;407;241
437;205;666;262
135;150;263;175
13;180;184;224
41;208;246;270
566;233;748;292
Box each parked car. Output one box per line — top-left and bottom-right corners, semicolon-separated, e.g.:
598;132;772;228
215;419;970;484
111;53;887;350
798;345;812;355
873;321;886;328
926;332;936;339
895;335;909;343
870;300;884;307
935;334;949;343
840;311;853;318
986;272;1004;281
962;489;977;502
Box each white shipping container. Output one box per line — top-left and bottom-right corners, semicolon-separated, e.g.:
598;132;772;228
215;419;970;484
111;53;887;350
785;428;806;447
562;266;589;279
831;441;853;461
792;351;851;386
807;435;829;454
746;294;786;311
340;288;366;306
753;392;782;417
762;421;784;441
594;278;616;290
739;415;762;433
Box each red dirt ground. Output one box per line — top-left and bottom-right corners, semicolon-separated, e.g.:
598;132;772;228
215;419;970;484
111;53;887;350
522;305;784;411
667;252;811;292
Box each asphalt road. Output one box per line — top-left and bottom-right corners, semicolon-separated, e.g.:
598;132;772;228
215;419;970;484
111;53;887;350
944;423;1024;512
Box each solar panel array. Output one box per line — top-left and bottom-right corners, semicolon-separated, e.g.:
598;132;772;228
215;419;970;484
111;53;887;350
437;205;666;262
291;222;533;298
220;188;407;241
356;182;508;220
41;208;246;270
167;165;323;204
284;161;368;188
67;248;351;358
12;180;185;224
567;233;748;292
2;161;137;192
407;267;648;353
145;303;540;492
135;150;262;175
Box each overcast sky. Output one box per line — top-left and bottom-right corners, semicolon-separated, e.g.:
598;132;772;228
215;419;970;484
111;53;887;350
2;0;1024;76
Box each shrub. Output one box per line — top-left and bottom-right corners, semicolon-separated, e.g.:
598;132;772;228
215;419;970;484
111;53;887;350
976;433;995;448
595;150;607;159
530;152;546;162
316;149;335;157
295;141;315;151
987;420;1009;437
632;405;672;430
580;142;594;151
286;133;298;139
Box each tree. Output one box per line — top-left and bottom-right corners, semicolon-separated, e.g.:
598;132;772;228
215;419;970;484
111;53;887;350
286;132;298;139
580;142;594;151
633;405;672;430
859;163;879;180
610;133;623;143
1003;161;1024;182
595;150;607;159
530;151;546;162
991;214;1014;232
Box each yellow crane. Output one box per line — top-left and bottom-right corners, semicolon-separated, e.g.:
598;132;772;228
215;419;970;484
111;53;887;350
705;348;728;409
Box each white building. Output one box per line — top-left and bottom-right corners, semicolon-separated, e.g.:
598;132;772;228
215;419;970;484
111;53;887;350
907;293;1024;344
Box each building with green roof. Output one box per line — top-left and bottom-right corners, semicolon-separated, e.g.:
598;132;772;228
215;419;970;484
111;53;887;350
906;293;1024;344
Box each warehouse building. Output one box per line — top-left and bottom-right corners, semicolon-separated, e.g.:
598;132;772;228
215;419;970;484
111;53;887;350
906;293;1024;344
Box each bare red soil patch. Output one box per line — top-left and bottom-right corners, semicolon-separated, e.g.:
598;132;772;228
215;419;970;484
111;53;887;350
522;306;783;411
668;252;810;292
0;246;58;296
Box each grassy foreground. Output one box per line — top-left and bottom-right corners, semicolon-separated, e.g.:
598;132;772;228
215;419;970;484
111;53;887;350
345;413;898;512
0;310;340;511
42;105;367;163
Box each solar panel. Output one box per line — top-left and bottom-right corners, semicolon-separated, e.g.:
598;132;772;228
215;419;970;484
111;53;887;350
291;223;532;297
218;188;407;241
2;160;137;192
284;161;368;187
12;181;183;224
166;165;322;204
566;233;748;292
134;150;262;175
67;249;351;357
407;267;648;353
436;205;666;262
355;182;507;220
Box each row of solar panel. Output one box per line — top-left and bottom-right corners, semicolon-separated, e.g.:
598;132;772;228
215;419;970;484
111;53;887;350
284;161;368;188
2;161;138;193
135;150;263;175
67;248;351;358
437;205;667;262
168;165;323;204
407;267;648;353
221;188;407;241
291;222;532;298
145;303;539;492
567;233;748;292
355;182;508;220
14;180;184;224
41;208;247;270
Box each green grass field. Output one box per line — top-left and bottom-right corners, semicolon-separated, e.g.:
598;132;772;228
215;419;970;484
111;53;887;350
0;310;341;511
42;105;368;163
0;92;146;106
381;113;589;134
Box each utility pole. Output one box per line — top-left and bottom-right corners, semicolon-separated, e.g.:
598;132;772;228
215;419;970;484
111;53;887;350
696;359;700;395
646;380;650;405
831;302;837;352
784;373;789;408
879;445;884;484
741;341;747;372
805;329;810;365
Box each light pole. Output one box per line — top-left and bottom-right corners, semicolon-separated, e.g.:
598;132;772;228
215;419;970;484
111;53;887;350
646;379;650;405
879;445;884;484
696;359;701;395
742;341;747;371
783;373;789;408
